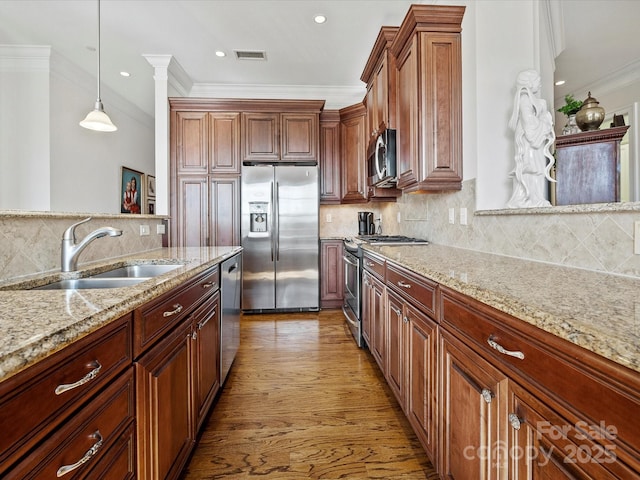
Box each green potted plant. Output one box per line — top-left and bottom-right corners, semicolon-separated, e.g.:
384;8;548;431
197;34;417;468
558;94;583;134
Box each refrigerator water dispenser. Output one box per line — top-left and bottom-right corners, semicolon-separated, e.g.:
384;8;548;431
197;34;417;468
249;201;268;235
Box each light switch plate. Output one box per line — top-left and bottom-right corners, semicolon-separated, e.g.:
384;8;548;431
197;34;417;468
460;208;468;225
156;224;166;235
634;221;640;254
140;225;150;236
325;213;332;223
448;208;455;224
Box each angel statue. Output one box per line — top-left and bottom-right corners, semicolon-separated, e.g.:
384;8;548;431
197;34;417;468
507;69;556;208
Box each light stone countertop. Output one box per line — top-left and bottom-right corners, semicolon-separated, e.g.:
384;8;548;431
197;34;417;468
0;246;242;382
363;244;640;374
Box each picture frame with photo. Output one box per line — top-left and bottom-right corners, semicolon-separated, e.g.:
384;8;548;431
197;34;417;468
147;175;156;199
147;199;156;215
121;166;143;214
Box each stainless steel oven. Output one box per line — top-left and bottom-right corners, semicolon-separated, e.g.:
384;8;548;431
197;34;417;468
342;241;361;347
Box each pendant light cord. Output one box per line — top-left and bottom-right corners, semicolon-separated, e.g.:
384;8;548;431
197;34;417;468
96;0;101;103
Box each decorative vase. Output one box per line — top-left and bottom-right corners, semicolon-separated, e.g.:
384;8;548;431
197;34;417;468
576;92;605;131
562;114;581;135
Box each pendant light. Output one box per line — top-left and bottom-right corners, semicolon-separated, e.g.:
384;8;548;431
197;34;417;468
80;0;117;132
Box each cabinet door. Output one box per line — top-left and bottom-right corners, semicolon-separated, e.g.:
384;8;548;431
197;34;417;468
361;270;374;347
175;176;208;247
386;289;406;407
369;274;386;371
174;111;209;175
209;112;240;174
339;104;368;203
374;56;388;132
210;175;240;246
395;36;419;190
508;382;622;480
320;240;344;309
319;112;341;204
440;330;507;479
281;113;318;162
242;112;279;163
193;293;220;432
406;303;437;459
136;318;194;480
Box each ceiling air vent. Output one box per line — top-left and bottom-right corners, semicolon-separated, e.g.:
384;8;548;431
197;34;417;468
234;50;267;61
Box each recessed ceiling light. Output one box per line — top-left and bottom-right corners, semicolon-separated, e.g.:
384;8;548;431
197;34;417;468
120;71;130;77
215;51;226;57
555;80;566;86
314;14;327;24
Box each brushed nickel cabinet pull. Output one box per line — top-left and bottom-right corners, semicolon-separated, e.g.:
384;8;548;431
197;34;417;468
390;306;402;317
198;316;211;330
397;281;412;289
56;430;103;477
163;303;183;317
366;261;375;267
202;281;215;288
403;316;409;324
55;361;102;395
487;335;525;360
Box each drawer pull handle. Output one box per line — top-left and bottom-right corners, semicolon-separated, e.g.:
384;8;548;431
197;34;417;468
397;281;412;289
481;388;494;404
198;316;211;330
487;336;525;360
403;316;409;324
55;361;102;395
56;430;103;477
202;281;216;289
163;303;184;317
366;261;375;267
508;413;522;430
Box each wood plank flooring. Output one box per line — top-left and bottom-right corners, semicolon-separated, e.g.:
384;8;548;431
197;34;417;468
181;310;438;479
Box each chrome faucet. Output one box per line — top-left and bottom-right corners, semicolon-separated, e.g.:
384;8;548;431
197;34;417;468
61;217;123;272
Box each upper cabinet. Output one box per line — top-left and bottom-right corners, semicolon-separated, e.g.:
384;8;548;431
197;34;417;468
361;26;399;141
390;5;465;193
339;103;368;204
240;100;324;164
319;110;342;204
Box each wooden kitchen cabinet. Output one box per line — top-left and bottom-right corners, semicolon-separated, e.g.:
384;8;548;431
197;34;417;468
173;174;239;248
439;329;507;478
242;111;319;164
339;102;368;203
361;26;398;140
391;5;464;193
320;239;344;309
386;288;407;405
362;252;386;368
319;110;342;204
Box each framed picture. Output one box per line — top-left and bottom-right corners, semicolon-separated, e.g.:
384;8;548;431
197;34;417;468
147;199;156;215
147;175;156;199
121;166;143;214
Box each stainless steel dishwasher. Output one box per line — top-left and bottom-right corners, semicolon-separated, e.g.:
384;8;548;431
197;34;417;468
220;252;242;384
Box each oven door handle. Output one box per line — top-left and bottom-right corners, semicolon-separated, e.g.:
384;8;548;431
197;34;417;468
342;255;359;267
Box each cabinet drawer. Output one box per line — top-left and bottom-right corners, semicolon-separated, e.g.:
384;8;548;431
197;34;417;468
134;265;219;357
84;423;136;480
441;288;640;469
363;251;385;280
0;315;132;469
386;262;437;317
5;368;135;479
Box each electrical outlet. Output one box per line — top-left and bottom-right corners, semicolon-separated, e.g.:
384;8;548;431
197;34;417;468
448;208;455;224
325;213;332;223
156;224;166;235
139;225;150;236
460;208;468;225
397;212;401;223
635;221;640;254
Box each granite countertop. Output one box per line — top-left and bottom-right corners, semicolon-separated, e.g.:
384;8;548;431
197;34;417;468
0;246;242;382
364;244;640;374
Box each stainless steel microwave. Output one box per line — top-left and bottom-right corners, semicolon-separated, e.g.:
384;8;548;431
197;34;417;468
367;129;397;188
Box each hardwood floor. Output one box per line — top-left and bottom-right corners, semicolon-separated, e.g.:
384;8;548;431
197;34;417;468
181;310;438;479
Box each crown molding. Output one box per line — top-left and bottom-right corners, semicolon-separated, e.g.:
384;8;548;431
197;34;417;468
0;45;51;72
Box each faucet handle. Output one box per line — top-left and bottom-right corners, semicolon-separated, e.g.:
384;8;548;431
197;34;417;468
63;217;92;241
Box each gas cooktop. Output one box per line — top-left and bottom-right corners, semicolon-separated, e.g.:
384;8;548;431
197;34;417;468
356;235;430;245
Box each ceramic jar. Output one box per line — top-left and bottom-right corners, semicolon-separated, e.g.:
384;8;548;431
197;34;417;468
576;92;605;131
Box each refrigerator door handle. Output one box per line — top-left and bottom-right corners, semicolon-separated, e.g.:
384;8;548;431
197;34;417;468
275;181;280;261
270;181;275;262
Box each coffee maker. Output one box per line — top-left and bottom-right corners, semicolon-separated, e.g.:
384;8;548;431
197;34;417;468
358;211;375;236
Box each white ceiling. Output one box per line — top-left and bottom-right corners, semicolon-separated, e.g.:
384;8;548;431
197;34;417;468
1;0;639;117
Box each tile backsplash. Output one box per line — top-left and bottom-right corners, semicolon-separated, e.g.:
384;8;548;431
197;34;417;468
0;212;165;282
321;180;640;279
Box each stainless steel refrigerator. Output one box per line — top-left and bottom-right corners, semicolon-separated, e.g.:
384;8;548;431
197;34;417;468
241;164;319;311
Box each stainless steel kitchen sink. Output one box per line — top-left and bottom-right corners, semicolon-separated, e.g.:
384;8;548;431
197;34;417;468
89;264;182;279
33;277;150;290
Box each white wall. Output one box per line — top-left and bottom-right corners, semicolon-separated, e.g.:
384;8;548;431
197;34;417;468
0;47;155;214
0;46;50;210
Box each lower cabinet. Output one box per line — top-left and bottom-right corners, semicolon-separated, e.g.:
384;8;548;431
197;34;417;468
362;269;385;370
320;239;344;309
